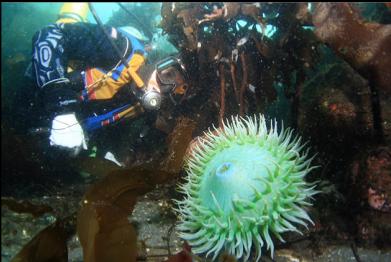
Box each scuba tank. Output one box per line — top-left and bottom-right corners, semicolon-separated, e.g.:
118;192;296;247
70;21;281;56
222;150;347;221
56;3;89;73
56;3;89;24
25;3;89;77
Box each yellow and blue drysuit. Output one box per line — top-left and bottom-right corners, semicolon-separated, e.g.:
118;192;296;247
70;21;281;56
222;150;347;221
32;20;148;132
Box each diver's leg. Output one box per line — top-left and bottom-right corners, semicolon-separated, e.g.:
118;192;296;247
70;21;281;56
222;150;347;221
32;23;69;88
32;23;80;117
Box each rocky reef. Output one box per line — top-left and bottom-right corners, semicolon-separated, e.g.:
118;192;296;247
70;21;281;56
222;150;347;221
2;2;391;262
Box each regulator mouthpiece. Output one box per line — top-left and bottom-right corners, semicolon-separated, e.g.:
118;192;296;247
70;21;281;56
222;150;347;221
142;91;161;110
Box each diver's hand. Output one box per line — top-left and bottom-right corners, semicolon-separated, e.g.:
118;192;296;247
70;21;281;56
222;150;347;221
49;113;87;156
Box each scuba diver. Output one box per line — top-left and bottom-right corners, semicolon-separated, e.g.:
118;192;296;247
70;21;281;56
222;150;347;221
31;3;189;166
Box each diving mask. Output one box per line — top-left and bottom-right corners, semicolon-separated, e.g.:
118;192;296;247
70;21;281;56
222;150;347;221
155;56;189;104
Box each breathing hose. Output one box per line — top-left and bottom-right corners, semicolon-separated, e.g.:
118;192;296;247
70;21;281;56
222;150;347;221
88;2;129;68
117;2;153;41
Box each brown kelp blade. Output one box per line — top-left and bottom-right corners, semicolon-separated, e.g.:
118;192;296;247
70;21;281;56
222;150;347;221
10;213;76;262
159;117;197;174
77;168;173;262
77;201;138;262
164;241;193;262
72;156;122;180
76;116;197;262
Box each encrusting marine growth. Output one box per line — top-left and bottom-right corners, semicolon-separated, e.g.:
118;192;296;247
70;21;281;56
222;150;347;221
175;114;319;261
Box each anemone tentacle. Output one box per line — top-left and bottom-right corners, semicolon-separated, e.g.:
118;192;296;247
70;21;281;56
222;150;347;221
175;114;318;261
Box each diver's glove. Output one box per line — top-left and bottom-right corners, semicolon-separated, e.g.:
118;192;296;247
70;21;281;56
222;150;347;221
49;113;87;156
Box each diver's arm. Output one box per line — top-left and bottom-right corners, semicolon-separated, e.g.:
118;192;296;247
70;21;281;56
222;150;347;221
39;81;87;155
40;81;80;117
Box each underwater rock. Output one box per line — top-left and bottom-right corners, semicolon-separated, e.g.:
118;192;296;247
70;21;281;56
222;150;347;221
1;123;47;194
297;59;375;187
175;114;318;261
356;210;391;247
312;3;391;96
350;146;391;246
279;244;391;261
201;3;263;25
316;88;366;131
1;198;53;218
379;95;391;142
312;2;390;140
351;146;391;213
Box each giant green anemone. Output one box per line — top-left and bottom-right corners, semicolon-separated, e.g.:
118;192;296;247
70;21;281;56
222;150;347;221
175;114;319;261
